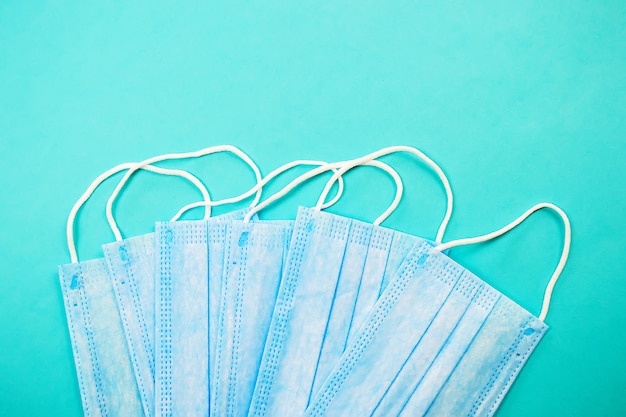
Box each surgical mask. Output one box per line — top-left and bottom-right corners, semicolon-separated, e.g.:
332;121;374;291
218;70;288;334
145;147;267;417
303;203;571;417
211;220;293;417
248;146;454;417
156;154;353;417
179;160;343;414
209;159;399;417
60;162;214;417
168;158;348;417
101;146;263;417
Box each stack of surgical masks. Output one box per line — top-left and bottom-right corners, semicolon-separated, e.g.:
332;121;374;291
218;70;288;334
58;145;571;417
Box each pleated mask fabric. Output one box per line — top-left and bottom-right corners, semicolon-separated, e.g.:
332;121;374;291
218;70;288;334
99;145;264;417
60;162;212;417
86;145;261;417
208;160;387;417
211;220;293;417
303;204;570;417
155;208;261;417
104;209;250;417
248;208;425;417
59;259;145;417
249;147;454;417
160;157;353;417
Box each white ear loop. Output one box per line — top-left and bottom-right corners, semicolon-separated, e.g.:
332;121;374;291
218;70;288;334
108;166;213;242
242;160;345;223
246;146;452;242
313;160;404;226
367;160;403;226
314;146;452;242
66;163;212;263
170;160;347;222
316;159;403;226
106;145;262;241
433;203;571;322
242;158;404;224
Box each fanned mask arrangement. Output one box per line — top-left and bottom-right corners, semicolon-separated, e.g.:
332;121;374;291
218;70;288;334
58;145;571;417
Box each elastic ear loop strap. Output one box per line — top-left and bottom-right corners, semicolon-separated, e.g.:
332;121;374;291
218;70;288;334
248;146;452;242
242;159;403;223
67;164;212;263
106;145;262;241
170;160;349;222
433;203;571;322
325;160;403;225
315;145;451;241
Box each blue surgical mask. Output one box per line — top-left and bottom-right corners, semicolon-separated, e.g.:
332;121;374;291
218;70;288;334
303;203;570;417
207;214;260;405
310;218;424;398
164;159;353;417
206;163;357;417
210;220;293;417
203;159;401;417
102;233;156;416
249;147;454;417
59;259;145;417
103;210;250;417
155;209;259;417
249;207;426;417
86;146;263;417
60;161;213;417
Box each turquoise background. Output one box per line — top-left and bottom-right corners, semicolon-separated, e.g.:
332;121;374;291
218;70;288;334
0;1;625;416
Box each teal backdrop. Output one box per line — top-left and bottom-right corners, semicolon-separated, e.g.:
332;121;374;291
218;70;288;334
1;1;625;416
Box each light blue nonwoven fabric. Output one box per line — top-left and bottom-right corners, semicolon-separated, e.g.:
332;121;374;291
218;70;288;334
58;259;144;417
304;240;546;417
